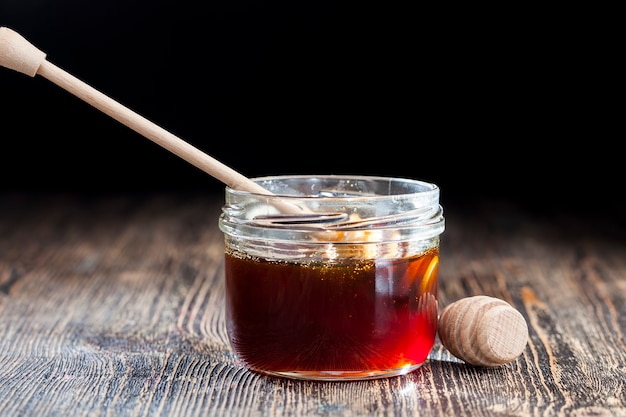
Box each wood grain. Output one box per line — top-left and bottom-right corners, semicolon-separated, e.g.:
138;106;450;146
1;194;625;416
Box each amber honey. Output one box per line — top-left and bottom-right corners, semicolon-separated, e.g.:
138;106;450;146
224;247;439;379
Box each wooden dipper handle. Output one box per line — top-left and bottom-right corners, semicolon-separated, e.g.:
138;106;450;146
0;26;271;196
438;295;529;367
0;27;318;216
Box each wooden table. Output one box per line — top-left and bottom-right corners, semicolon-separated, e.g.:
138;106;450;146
1;192;625;416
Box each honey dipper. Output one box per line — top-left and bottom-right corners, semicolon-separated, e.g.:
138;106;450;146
0;27;366;224
437;295;529;367
0;26;327;218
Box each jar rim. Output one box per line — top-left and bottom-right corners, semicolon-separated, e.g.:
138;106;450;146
226;174;440;200
220;174;444;244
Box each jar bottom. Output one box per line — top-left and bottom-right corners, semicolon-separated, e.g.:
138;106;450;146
251;363;424;381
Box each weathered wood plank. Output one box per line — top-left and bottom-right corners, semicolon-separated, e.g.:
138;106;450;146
1;194;625;416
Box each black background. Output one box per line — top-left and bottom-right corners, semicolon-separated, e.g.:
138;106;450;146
1;1;620;215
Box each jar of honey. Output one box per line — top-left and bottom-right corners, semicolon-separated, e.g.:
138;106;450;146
218;175;445;380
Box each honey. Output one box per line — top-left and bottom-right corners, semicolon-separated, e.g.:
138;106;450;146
224;248;439;379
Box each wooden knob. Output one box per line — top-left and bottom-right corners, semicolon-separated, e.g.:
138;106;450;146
438;295;528;367
0;27;47;77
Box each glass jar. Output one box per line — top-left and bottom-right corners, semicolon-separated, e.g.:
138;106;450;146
218;175;445;380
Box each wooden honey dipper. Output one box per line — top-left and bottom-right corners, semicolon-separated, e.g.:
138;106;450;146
0;26;318;217
438;295;529;367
